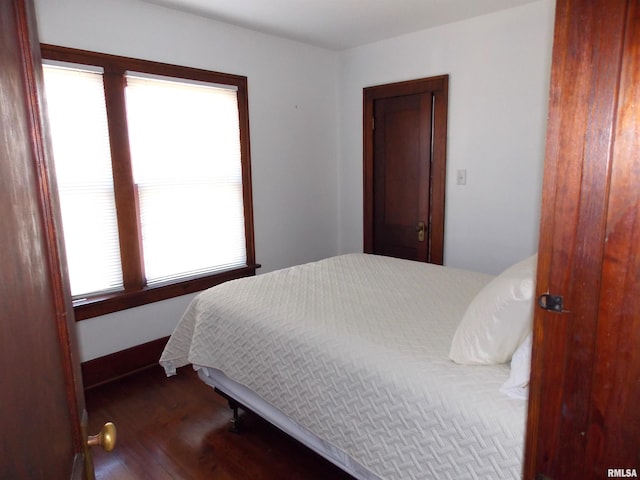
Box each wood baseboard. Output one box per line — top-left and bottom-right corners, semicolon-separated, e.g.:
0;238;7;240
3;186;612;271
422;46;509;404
81;336;170;390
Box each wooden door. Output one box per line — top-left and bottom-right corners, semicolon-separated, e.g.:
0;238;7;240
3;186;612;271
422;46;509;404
363;76;448;264
525;0;640;478
0;1;90;478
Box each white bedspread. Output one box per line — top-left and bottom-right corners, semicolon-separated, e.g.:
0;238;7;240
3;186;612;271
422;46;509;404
160;254;527;479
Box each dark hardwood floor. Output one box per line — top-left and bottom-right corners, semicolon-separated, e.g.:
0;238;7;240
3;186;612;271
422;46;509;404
86;366;356;480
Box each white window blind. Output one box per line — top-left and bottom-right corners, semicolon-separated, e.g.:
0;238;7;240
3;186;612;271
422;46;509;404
124;73;247;285
42;64;124;298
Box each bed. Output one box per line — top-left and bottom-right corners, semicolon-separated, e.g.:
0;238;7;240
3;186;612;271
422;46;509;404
160;253;535;480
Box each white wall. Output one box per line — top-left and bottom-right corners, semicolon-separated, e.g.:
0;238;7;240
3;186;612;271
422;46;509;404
337;0;556;274
35;0;555;361
34;0;340;361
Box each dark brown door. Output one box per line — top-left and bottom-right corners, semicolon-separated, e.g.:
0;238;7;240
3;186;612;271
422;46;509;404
525;0;640;478
363;76;448;264
372;93;432;261
0;1;89;478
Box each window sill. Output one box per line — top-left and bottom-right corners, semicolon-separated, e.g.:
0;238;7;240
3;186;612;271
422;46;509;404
73;263;260;321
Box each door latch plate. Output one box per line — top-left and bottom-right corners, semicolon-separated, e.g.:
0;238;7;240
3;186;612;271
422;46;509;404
538;293;564;312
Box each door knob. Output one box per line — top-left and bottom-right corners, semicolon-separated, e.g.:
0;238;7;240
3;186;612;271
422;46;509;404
87;422;117;452
416;221;426;242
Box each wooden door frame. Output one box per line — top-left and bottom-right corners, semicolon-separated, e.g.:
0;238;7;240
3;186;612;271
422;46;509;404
525;0;640;478
363;75;448;264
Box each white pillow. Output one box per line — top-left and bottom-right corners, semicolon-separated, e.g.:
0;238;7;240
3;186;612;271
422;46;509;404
500;333;532;400
449;254;537;365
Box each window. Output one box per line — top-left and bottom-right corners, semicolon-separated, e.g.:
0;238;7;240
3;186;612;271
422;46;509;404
41;45;257;320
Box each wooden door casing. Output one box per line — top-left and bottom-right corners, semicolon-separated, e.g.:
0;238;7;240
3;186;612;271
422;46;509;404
363;75;448;265
585;0;640;470
525;0;640;478
0;0;88;478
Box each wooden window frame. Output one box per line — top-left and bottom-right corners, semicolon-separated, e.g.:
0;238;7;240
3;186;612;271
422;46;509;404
40;44;258;320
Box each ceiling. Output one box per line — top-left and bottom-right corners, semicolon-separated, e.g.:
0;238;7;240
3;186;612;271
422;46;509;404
141;0;540;50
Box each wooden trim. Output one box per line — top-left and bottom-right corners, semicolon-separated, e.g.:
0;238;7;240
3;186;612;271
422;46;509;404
40;44;247;88
70;453;85;480
79;409;93;480
237;78;257;267
81;336;170;390
362;93;375;253
73;264;259;320
102;69;144;291
364;76;449;99
429;84;448;265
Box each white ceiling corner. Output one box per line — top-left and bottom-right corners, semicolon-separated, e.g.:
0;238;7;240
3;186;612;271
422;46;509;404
140;0;541;50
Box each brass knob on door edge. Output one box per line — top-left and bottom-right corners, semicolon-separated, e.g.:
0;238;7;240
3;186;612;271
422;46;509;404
416;221;426;242
87;422;117;452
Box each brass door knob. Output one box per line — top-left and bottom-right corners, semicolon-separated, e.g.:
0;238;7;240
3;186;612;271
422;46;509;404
87;422;117;452
416;221;426;242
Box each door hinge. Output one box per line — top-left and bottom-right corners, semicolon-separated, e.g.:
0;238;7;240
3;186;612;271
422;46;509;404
537;293;565;313
372;116;375;130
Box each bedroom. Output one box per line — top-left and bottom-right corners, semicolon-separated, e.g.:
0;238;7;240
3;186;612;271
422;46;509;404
34;0;554;370
2;0;638;478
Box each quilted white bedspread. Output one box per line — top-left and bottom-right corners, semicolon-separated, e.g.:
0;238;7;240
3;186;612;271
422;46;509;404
160;254;527;479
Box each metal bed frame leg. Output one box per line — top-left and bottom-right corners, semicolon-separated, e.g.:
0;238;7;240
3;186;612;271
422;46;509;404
215;388;244;433
228;398;244;433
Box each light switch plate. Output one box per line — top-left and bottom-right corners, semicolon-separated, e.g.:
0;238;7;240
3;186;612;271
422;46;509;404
456;169;467;185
